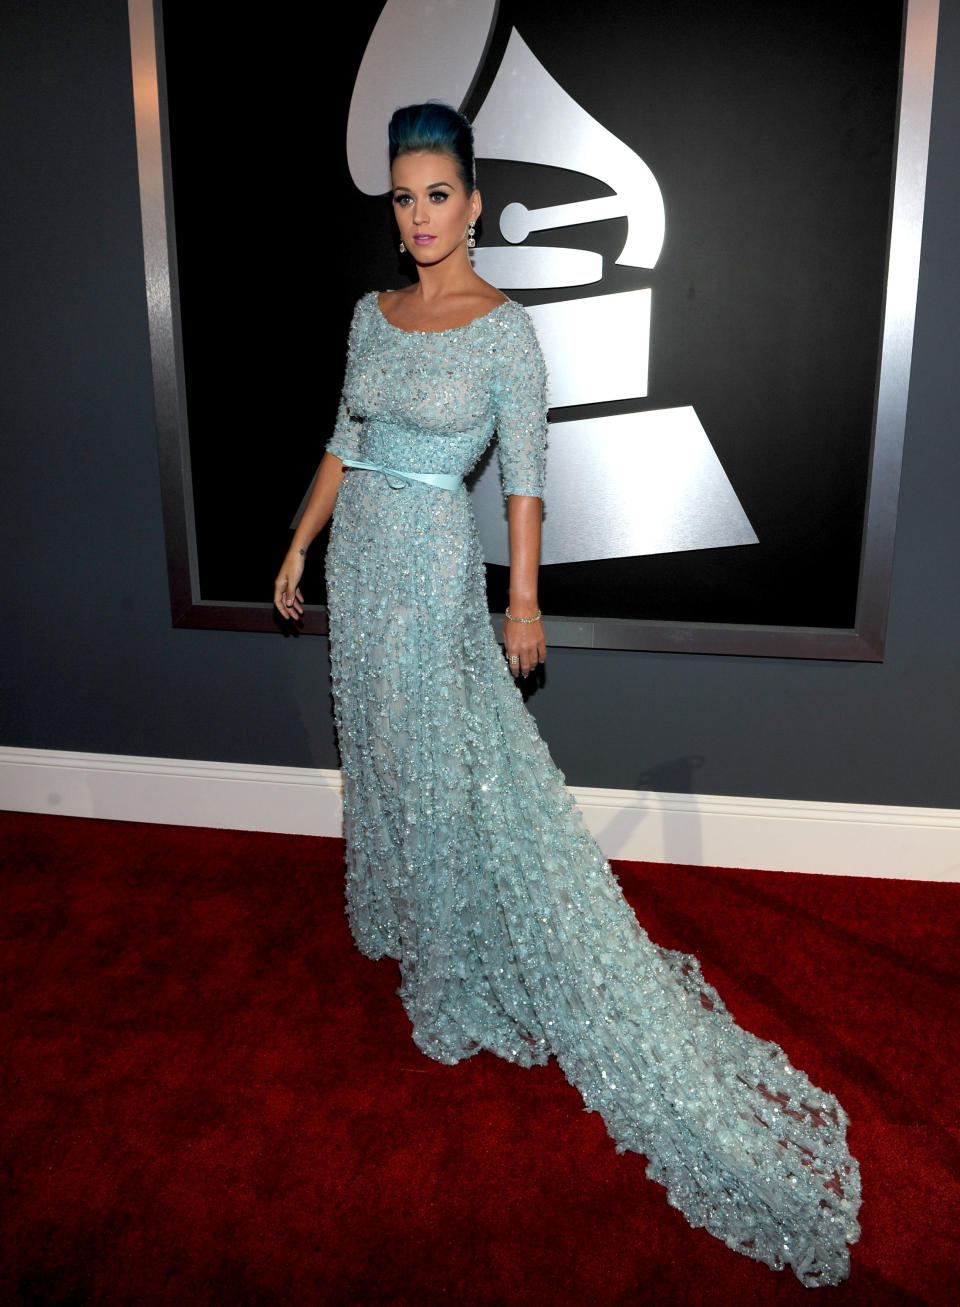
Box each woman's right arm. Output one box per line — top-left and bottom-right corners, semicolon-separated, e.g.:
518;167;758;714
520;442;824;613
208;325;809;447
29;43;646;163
272;451;346;621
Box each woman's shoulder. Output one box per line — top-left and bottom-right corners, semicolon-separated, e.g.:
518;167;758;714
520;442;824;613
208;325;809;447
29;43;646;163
354;289;381;316
471;277;511;308
343;290;383;341
464;280;518;327
486;296;540;344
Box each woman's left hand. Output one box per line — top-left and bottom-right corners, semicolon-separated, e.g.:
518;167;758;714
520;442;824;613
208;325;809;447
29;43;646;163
503;615;546;679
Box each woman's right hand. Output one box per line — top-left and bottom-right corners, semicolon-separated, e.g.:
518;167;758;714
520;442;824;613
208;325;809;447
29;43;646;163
272;454;346;623
273;550;305;621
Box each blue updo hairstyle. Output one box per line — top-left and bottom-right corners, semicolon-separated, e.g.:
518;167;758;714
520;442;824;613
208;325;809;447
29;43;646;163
388;102;476;192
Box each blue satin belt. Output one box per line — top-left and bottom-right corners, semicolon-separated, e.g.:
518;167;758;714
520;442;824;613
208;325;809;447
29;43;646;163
341;458;462;492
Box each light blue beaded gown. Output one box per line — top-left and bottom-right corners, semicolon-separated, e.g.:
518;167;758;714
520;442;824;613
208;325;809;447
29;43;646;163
324;291;861;1287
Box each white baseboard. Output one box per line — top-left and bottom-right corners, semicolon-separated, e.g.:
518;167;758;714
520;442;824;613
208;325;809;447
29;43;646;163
1;747;958;882
0;748;344;842
572;785;960;882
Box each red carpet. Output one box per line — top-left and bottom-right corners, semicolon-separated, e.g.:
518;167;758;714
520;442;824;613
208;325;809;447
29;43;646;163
1;810;957;1305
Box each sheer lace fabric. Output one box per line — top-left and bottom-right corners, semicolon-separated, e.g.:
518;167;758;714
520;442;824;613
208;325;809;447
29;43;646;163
324;292;861;1286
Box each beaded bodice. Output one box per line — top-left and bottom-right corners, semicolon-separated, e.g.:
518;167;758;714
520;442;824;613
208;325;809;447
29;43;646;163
327;292;547;497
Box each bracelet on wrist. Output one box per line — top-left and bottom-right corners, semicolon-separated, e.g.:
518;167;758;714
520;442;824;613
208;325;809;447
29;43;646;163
505;606;542;624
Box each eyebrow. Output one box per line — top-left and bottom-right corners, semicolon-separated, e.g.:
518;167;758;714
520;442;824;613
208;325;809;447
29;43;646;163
392;181;454;192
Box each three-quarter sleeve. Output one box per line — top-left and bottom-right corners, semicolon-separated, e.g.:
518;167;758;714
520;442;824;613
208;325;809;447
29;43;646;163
325;297;367;463
326;394;361;463
494;307;548;499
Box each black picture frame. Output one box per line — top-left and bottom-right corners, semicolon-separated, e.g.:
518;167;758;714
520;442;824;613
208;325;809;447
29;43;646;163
128;0;939;658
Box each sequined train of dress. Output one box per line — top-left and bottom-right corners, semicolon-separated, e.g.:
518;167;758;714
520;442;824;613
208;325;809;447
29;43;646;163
323;291;861;1287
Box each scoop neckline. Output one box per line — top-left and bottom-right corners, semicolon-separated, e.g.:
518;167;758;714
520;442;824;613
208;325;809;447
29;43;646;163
372;291;514;336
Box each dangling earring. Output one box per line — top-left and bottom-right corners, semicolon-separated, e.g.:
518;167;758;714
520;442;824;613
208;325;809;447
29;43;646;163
399;240;406;254
467;221;476;249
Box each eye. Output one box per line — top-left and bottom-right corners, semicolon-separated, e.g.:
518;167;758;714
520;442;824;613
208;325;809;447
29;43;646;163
428;190;450;203
393;194;413;207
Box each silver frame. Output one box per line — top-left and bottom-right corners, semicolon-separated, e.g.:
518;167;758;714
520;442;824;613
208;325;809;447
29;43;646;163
129;0;940;657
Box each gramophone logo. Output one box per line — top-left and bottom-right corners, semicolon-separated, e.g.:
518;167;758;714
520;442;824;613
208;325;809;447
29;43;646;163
347;0;758;566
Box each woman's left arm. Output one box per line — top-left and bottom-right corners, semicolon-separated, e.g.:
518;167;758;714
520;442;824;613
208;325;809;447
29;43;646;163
504;493;546;678
496;306;549;678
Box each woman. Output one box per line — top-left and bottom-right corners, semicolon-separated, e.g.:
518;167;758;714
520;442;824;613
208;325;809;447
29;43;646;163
274;102;860;1286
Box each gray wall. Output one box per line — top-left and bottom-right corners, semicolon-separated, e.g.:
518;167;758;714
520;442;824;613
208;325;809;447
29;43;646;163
2;1;958;809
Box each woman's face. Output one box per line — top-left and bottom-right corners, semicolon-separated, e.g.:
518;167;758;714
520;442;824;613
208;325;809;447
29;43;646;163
390;151;480;266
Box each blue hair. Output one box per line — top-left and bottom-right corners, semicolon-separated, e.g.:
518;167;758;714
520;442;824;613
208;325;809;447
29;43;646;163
388;102;476;192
